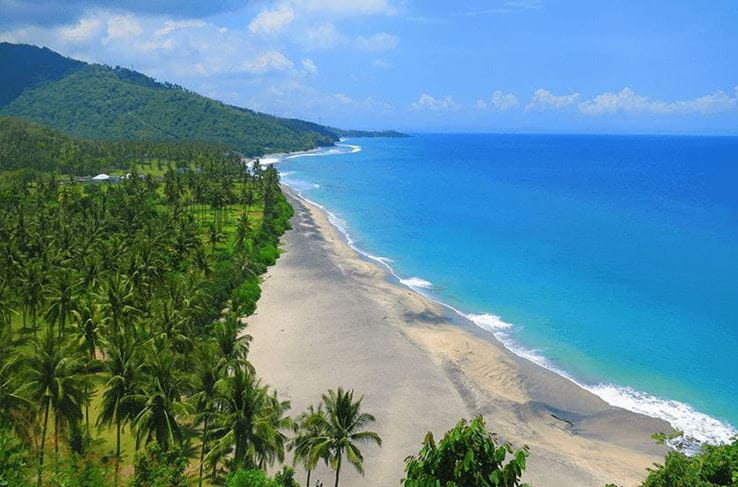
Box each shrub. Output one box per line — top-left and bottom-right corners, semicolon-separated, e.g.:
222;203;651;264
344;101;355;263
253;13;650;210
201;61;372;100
403;417;529;487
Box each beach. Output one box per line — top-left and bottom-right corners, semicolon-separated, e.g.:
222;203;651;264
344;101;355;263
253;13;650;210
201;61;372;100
246;189;670;486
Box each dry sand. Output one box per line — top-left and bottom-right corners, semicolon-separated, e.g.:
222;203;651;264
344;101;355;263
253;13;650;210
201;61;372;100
246;189;670;486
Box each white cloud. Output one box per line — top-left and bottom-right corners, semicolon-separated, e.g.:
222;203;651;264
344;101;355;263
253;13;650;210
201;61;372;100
105;14;143;41
296;0;395;16
154;20;206;37
58;17;102;42
303;22;343;49
355;32;398;50
477;90;518;110
411;93;460;111
301;58;318;75
240;51;293;73
526;88;580;111
579;87;738;116
248;5;295;35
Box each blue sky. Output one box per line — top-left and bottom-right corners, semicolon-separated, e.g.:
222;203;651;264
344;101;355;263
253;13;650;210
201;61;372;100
2;0;737;134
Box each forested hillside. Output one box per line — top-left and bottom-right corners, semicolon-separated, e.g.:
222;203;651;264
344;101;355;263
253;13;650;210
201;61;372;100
0;43;405;157
0;115;230;175
0;42;84;107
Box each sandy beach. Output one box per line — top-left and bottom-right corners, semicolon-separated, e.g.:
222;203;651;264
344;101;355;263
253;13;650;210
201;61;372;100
246;189;671;486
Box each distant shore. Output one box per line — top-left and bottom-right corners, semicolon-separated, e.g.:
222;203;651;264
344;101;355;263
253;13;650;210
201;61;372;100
246;187;670;486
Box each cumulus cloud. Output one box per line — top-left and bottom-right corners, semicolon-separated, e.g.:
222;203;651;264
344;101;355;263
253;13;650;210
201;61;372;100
301;58;318;75
154;20;206;36
303;22;343;49
526;88;580;111
105;14;143;42
248;5;295;35
579;87;738;116
240;51;293;73
476;90;518;110
411;93;460;111
58;17;103;42
354;32;398;50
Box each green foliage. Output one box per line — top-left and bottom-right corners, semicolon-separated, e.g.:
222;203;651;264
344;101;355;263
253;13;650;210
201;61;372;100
231;278;262;316
129;444;188;487
641;440;738;487
0;425;31;487
0;42;84;108
0;115;231;174
403;417;529;487
1;62;337;156
224;467;298;487
1;43;406;158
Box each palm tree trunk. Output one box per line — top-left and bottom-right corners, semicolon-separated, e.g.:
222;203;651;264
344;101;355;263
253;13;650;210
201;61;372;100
115;417;121;486
54;413;59;473
37;402;50;487
306;469;311;487
198;416;208;487
334;455;341;487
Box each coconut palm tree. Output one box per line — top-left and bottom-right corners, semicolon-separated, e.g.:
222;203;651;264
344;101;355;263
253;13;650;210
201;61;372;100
0;327;30;431
129;346;191;451
310;388;382;487
44;268;78;338
25;331;88;486
212;316;252;373
96;274;138;335
190;344;224;487
207;365;289;473
97;335;141;486
291;405;327;487
18;259;45;338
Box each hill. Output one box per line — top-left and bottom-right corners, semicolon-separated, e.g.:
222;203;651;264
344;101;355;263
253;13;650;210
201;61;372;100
0;42;85;107
0;43;405;156
0;115;230;175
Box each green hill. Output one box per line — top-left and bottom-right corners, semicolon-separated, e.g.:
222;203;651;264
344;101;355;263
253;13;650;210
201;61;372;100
0;42;85;107
0;43;405;156
0;115;231;175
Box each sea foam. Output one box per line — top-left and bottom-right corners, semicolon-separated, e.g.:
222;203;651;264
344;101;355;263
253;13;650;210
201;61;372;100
400;277;434;289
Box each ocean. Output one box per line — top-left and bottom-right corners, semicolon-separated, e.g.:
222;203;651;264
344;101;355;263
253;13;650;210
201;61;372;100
274;133;738;449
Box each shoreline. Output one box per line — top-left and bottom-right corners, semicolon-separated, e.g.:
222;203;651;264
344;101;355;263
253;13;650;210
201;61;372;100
246;186;671;486
276;144;737;451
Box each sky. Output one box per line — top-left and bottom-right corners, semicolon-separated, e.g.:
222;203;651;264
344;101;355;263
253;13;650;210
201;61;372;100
2;0;738;134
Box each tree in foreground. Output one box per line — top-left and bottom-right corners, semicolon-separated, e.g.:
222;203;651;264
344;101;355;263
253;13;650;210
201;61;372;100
291;405;327;487
403;417;529;487
309;388;382;487
638;439;738;487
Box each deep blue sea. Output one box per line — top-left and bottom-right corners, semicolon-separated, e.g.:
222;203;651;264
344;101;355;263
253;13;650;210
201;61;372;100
274;133;738;446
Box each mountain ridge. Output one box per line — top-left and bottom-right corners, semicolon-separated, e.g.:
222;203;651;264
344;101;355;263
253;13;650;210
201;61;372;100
0;42;406;156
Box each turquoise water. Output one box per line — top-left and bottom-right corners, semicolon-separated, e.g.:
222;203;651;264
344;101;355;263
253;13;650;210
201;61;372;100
275;134;738;446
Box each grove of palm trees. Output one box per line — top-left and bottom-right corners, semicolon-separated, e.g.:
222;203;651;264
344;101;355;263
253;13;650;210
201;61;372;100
0;145;384;486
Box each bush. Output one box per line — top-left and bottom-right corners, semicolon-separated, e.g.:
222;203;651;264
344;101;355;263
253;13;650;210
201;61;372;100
0;426;31;487
641;439;738;487
225;469;281;487
129;445;188;487
231;278;262;316
403;417;529;487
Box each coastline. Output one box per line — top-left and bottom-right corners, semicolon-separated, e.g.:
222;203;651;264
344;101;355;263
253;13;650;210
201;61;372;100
246;186;670;486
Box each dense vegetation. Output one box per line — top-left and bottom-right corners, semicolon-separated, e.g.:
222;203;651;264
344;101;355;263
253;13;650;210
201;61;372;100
0;115;234;175
0;144;387;486
403;417;528;487
0;43;406;158
0;42;84;107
